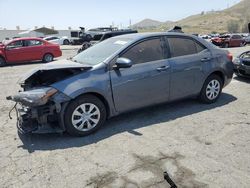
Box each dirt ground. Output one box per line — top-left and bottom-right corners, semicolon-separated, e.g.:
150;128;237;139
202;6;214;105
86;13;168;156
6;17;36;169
0;45;250;188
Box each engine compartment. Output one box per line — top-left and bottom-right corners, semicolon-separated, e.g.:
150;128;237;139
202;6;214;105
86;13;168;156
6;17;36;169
21;68;87;90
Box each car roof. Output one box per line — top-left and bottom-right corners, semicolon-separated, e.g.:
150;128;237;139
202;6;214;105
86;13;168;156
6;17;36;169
11;37;44;42
110;32;216;51
112;32;198;40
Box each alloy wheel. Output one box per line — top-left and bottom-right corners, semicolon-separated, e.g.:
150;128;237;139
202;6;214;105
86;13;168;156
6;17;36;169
71;103;101;131
206;79;221;100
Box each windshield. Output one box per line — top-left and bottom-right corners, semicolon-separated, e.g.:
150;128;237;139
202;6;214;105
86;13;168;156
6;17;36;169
72;37;132;65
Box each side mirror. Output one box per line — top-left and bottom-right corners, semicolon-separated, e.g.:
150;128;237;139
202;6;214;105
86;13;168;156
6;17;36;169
115;57;133;69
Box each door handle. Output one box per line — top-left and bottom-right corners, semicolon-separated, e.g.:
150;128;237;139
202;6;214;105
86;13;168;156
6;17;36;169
201;57;211;62
157;66;170;71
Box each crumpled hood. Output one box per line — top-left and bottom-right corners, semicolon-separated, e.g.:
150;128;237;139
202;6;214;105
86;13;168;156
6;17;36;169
18;59;91;84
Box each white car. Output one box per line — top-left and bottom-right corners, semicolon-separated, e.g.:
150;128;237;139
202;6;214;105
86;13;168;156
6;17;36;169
244;35;250;44
44;36;70;45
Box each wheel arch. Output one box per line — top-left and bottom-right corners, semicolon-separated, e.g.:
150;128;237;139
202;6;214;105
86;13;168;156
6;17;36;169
0;54;6;60
59;91;111;132
208;71;225;86
0;55;6;66
73;92;111;118
43;52;54;57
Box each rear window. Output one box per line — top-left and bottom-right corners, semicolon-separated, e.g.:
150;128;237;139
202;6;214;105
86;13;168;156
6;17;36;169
232;35;242;39
26;40;43;46
167;37;206;57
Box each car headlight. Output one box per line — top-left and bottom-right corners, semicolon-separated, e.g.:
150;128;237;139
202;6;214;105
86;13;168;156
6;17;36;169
7;87;58;107
233;58;241;65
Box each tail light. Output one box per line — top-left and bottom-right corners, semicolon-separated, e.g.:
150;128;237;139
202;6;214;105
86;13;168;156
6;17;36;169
227;52;233;62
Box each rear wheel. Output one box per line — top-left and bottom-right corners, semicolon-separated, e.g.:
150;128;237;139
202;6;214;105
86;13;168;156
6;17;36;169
0;57;6;67
42;53;54;63
224;43;229;48
240;42;246;47
64;95;107;136
199;74;223;104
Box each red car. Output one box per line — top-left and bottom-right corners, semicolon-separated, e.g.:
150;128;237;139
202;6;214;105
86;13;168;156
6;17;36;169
211;34;246;48
0;37;62;66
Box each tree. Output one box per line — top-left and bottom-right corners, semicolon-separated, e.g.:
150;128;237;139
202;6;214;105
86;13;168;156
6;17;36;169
227;20;239;33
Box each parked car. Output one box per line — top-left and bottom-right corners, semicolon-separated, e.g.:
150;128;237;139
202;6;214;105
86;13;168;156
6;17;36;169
211;34;246;48
44;36;70;45
233;51;250;78
244;35;250;44
7;33;233;136
77;29;138;53
70;27;118;45
0;37;62;66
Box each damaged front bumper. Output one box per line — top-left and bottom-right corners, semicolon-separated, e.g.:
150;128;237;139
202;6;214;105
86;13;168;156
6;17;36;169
7;87;71;134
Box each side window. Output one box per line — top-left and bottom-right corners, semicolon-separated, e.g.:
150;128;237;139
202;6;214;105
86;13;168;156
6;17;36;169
195;42;206;53
168;37;198;57
27;40;43;46
7;40;24;49
234;35;242;39
121;38;164;64
71;31;79;37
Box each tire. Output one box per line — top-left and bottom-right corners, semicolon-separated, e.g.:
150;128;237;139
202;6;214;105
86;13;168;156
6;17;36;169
63;39;70;45
42;53;54;63
240;42;246;47
199;74;223;104
85;35;92;42
224;43;229;48
64;95;107;136
0;57;6;67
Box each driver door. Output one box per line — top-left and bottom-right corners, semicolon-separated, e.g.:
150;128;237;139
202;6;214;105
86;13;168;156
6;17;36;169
5;40;26;62
110;37;171;113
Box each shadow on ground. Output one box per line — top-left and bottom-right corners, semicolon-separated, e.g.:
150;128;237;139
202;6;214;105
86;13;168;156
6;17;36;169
18;93;237;153
234;76;250;83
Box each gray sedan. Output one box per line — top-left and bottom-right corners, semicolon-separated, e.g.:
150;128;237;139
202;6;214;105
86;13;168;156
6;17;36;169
8;32;234;136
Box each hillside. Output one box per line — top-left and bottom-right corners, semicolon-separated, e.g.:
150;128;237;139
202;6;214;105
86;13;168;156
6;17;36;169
132;0;250;34
132;19;164;29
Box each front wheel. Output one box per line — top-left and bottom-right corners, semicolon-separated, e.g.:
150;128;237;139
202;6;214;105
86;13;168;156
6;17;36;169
64;95;107;136
199;74;223;104
0;57;6;67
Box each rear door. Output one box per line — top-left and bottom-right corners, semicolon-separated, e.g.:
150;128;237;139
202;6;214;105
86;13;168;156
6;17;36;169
23;39;44;61
230;35;243;47
110;37;171;113
166;36;210;100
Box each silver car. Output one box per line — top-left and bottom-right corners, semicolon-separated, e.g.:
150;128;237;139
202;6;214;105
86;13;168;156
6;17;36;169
8;32;234;136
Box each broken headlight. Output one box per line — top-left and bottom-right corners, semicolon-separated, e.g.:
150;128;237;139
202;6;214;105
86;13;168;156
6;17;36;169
7;87;58;107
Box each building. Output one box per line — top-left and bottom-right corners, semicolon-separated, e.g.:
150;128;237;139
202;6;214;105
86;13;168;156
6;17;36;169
0;27;80;41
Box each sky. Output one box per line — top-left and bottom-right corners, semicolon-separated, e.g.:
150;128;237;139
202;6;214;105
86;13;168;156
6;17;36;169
0;0;241;30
